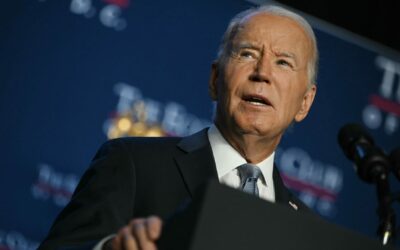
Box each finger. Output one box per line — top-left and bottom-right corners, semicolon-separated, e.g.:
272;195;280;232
122;227;139;250
111;229;124;250
131;219;155;250
109;235;121;250
145;216;163;240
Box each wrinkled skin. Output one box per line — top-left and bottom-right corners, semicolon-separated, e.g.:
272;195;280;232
209;13;316;163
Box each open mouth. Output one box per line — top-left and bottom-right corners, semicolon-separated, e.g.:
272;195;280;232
242;94;272;106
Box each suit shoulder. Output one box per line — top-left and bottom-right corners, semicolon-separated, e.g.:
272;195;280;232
95;136;182;157
105;136;181;148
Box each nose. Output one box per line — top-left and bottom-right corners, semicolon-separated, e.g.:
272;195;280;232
249;54;271;83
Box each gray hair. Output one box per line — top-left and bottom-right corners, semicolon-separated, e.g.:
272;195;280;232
216;5;319;86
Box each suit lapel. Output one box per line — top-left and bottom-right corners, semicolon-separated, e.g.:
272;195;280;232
174;128;218;197
273;165;298;211
174;129;304;212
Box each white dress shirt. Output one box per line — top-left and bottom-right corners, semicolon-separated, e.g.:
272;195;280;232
207;125;276;202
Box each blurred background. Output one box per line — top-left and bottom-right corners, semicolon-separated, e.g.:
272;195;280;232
0;0;399;249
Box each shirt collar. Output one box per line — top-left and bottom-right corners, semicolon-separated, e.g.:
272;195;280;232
207;124;275;180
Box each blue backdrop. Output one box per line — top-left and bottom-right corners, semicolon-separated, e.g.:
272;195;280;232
1;0;400;249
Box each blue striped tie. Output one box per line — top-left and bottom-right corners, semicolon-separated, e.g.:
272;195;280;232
238;164;262;196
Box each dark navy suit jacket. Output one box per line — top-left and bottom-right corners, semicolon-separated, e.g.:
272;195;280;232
38;128;310;249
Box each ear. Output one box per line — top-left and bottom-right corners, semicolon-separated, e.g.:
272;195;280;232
294;84;317;122
208;62;219;101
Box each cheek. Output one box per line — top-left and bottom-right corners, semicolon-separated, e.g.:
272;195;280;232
224;61;251;83
276;78;307;115
220;66;244;101
282;91;306;121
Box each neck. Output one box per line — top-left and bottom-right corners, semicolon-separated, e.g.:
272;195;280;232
215;123;280;164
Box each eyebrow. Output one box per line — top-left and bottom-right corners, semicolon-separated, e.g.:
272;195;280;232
275;51;298;64
233;43;299;65
234;42;261;51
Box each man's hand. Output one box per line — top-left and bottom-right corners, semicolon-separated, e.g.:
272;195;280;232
106;216;163;250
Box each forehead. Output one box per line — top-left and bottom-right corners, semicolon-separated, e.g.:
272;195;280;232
232;13;312;60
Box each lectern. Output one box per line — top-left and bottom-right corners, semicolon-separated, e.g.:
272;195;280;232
158;180;395;250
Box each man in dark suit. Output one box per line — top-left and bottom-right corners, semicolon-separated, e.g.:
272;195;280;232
39;4;318;250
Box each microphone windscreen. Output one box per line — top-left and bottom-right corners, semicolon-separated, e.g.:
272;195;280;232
389;147;400;179
337;123;374;159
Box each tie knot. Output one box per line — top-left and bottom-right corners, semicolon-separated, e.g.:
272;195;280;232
238;164;262;180
237;164;262;196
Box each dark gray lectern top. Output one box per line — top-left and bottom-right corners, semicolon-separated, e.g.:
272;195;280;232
158;180;395;250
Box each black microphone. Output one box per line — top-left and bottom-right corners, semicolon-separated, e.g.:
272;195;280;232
337;123;390;183
338;123;397;245
389;147;400;181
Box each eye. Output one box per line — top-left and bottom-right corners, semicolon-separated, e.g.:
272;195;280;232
276;59;293;68
240;51;254;58
238;49;259;60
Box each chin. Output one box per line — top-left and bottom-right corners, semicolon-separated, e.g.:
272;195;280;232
233;119;274;136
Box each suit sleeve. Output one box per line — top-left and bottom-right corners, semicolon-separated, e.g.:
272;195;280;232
38;139;136;250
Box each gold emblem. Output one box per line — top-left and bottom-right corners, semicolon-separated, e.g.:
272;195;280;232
107;101;166;138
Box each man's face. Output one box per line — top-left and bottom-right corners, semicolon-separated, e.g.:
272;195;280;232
210;13;316;143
